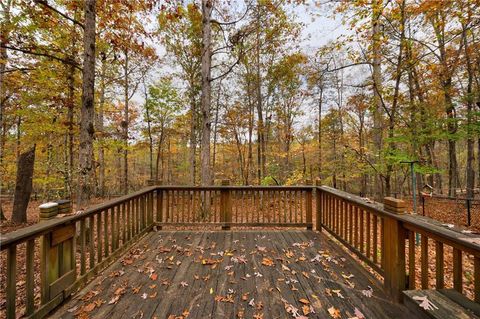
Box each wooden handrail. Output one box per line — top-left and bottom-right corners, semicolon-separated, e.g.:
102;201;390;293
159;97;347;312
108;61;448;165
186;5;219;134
0;186;157;249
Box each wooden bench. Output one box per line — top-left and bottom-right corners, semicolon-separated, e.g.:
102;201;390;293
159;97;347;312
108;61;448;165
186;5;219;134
403;289;480;319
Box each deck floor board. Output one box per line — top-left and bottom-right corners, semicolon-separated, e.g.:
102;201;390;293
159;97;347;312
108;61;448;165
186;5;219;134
51;230;412;318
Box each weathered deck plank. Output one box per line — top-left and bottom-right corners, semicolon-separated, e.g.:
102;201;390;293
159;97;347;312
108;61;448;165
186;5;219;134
51;230;412;318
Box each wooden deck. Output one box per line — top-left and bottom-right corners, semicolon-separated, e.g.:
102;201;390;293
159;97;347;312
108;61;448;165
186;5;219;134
51;230;412;319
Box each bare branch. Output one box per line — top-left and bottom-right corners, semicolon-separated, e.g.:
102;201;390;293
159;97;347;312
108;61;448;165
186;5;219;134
1;44;82;70
33;0;85;29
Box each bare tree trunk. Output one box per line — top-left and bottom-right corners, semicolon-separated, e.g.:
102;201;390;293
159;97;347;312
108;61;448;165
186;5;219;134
0;0;12;220
318;86;323;180
189;93;197;185
122;50;130;194
66;9;78;197
463;24;475;199
77;0;96;207
143;79;154;181
211;82;221;184
200;0;213;186
155;130;164;181
255;7;266;184
12;146;35;223
97;55;106;197
372;0;384;200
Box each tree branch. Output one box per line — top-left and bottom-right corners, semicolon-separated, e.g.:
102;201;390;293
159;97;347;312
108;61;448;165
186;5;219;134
1;44;82;70
34;0;84;29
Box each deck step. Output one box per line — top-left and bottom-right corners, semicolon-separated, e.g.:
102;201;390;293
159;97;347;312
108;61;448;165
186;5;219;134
403;289;479;319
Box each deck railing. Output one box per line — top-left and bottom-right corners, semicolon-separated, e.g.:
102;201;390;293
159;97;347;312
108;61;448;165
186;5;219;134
317;185;480;303
0;186;157;319
156;183;313;229
1;183;480;318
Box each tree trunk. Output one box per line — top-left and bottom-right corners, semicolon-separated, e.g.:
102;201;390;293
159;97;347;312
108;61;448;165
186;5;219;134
255;7;266;183
200;0;213;186
372;0;384;200
189;91;197;185
97;56;106;197
463;24;475;199
122;49;129;194
143;80;154;180
318;86;323;180
12;146;35;223
211;82;221;184
0;0;12;218
385;0;405;197
66;9;78;197
77;0;96;207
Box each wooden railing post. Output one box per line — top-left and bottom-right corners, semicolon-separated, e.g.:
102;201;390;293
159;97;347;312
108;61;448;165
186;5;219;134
315;180;322;232
156;188;163;228
220;180;231;230
383;197;407;302
305;180;313;230
40;223;76;305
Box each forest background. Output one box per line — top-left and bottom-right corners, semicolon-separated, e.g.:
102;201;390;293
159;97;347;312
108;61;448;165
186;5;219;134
1;0;479;221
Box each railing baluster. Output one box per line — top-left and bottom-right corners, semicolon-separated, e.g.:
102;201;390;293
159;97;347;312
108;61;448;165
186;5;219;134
475;256;480;303
453;248;463;293
408;230;415;289
421;235;428;289
97;211;103;262
359;208;364;253
435;241;444;289
89;215;95;269
116;203;121;246
366;211;371;259
26;239;35;315
6;245;17;319
166;191;170;223
122;202;126;243
80;218;86;275
373;215;378;264
353;206;358;248
112;206;117;251
104;208;109;257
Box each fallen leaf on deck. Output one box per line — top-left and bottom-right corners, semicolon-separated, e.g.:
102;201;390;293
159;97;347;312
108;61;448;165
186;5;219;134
150;273;158;281
328;306;341;318
67;305;79;313
262;257;274;266
108;295;121;305
132;286;141;294
351;307;366;319
361;286;373;298
83;303;96;312
299;298;310;305
332;289;344;299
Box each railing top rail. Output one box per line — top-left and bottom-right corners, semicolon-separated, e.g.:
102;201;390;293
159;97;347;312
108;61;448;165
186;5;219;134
0;186;157;249
156;185;314;190
318;185;480;255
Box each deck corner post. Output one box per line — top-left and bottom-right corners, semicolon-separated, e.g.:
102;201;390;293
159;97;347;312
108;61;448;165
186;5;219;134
40;223;76;306
383;200;407;302
305;180;313;230
221;179;231;230
315;180;322;232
